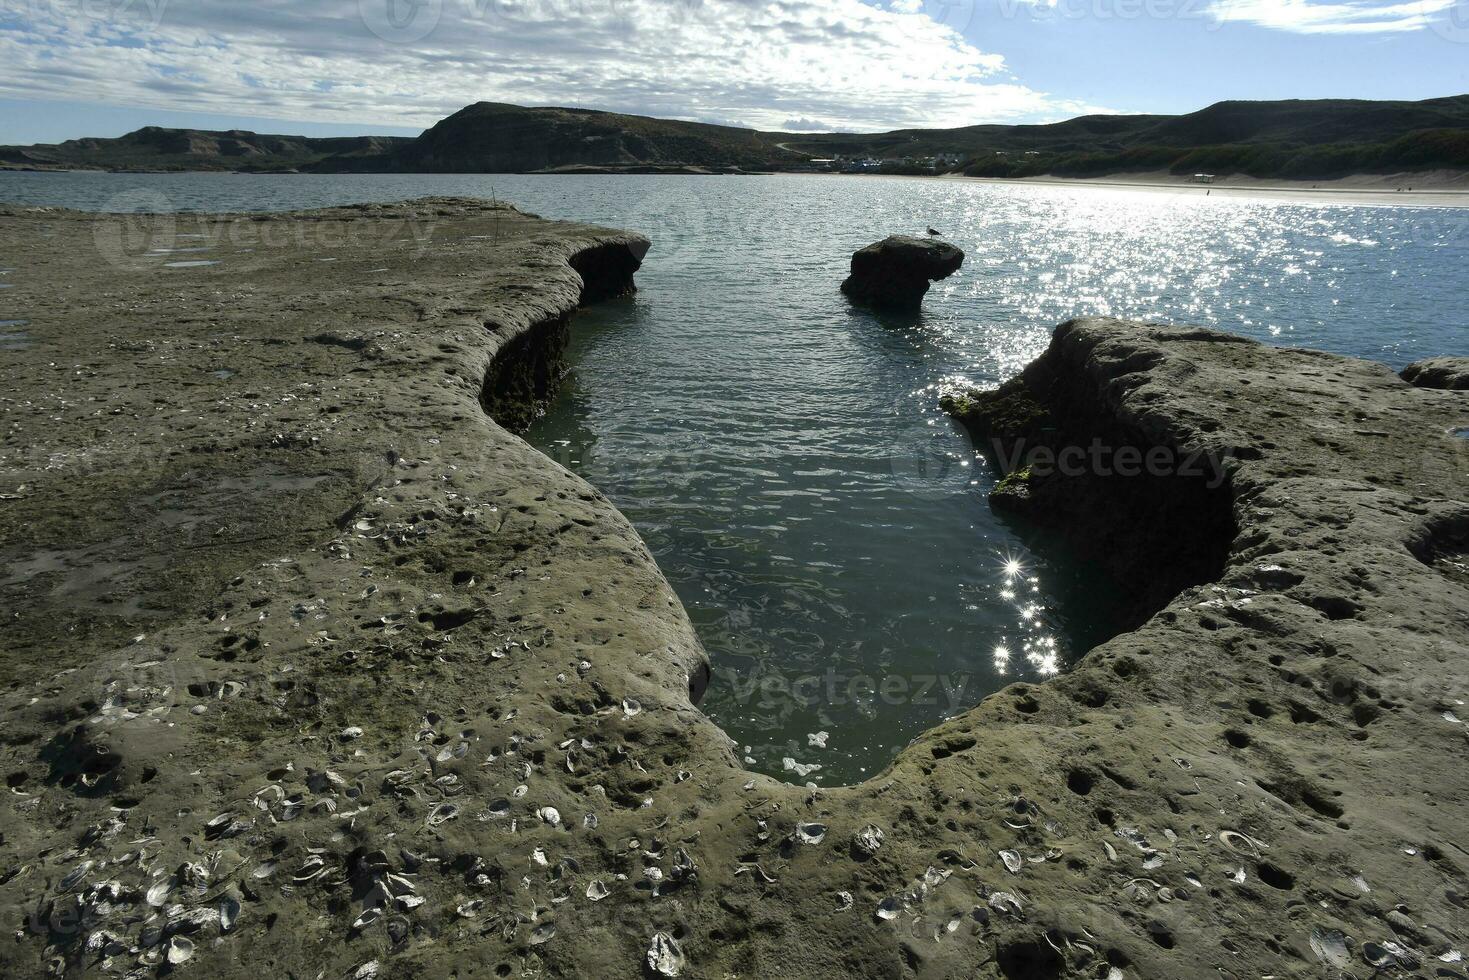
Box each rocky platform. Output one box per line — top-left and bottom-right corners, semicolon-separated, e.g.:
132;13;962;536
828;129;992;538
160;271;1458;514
1;204;1467;980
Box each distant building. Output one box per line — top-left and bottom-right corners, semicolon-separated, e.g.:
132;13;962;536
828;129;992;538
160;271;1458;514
1192;173;1216;184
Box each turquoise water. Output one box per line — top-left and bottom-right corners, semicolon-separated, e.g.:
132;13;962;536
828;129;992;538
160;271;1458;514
4;171;1465;783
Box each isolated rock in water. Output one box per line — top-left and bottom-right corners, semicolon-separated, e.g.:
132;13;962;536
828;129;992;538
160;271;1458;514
1402;356;1469;390
841;235;964;309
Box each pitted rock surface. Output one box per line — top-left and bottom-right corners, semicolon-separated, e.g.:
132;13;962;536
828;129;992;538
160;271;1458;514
2;205;1467;980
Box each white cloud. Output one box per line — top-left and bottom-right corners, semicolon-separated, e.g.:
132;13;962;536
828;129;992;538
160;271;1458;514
0;0;1109;134
1209;0;1456;34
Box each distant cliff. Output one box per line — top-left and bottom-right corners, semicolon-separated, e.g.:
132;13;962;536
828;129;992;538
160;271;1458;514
4;95;1468;179
0;126;413;173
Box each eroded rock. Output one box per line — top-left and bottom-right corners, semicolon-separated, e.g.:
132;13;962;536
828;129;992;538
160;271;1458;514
840;234;964;309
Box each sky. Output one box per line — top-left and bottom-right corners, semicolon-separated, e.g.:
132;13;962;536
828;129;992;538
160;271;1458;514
0;0;1466;143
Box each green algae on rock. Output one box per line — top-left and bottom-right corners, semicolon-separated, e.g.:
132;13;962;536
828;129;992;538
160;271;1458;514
2;199;1467;980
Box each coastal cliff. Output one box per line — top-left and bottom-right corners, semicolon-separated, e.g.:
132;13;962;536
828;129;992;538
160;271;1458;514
1;206;1466;978
5;95;1468;178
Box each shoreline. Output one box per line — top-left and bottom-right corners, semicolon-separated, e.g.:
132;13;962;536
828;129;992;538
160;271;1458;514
6;165;1469;209
946;170;1469;208
1;201;1467;977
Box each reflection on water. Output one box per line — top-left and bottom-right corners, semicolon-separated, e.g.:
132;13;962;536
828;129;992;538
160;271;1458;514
4;171;1465;784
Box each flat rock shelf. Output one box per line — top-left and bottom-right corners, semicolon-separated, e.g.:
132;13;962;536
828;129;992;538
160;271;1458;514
1;202;1467;979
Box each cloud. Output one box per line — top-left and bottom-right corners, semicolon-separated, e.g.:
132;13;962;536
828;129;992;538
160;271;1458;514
1208;0;1457;34
0;0;1108;134
780;117;833;131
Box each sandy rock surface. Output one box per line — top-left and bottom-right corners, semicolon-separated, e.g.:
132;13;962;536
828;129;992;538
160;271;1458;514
1;203;1467;979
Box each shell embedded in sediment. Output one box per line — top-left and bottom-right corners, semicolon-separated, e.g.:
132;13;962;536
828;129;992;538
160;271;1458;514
794;822;827;845
145;878;172;907
1363;940;1419;969
988;891;1023;917
1309;927;1350;968
219;891;241;932
999;849;1023;874
537;806;561;827
1219;830;1262;856
646;932;684;977
835;891;853;912
60;861;93;892
587;879;611;901
165;936;194;965
427;802;460;827
853;824;884;856
294;855;327;884
876;897;901;921
530;921;556;945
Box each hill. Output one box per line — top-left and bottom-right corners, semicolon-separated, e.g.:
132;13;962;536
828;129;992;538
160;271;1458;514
0;126;413;173
396;102;774;173
4;96;1467;179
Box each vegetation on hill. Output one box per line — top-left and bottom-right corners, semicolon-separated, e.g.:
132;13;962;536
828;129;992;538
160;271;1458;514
0;126;412;173
3;96;1466;179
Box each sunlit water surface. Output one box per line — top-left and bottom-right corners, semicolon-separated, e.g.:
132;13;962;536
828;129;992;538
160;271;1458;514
4;171;1465;783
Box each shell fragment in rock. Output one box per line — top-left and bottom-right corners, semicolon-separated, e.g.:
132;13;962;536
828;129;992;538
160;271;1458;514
145;877;173;907
537;806;561;827
999;849;1023;874
1219;830;1262;857
794;822;827;845
427;802;460;827
646;932;684;977
853;824;884;857
1309;927;1350;968
587;879;611;901
1363;940;1420;970
165;935;194;965
219;891;241;932
294;855;328;884
987;891;1023;917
